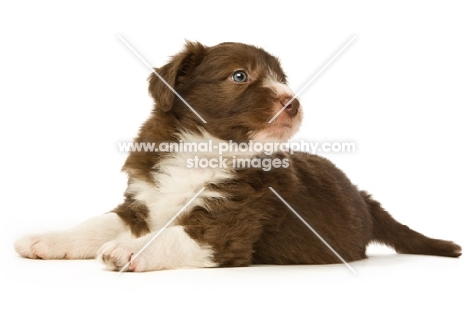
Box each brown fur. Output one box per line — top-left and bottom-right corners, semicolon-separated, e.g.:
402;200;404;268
112;193;150;237
118;41;461;267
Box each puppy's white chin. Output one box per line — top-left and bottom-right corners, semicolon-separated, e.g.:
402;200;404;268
250;123;301;143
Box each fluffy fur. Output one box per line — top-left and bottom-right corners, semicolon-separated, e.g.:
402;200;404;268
14;41;461;271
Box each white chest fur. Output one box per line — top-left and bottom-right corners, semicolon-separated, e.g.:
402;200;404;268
125;131;236;230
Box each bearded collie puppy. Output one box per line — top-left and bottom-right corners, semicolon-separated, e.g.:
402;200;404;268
14;42;461;271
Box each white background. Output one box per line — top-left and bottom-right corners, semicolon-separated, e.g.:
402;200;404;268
1;1;467;309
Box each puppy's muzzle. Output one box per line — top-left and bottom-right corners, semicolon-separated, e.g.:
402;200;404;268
280;97;300;116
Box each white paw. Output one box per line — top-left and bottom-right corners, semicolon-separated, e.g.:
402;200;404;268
14;233;73;259
97;240;147;272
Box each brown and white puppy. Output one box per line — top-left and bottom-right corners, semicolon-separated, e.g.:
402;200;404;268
14;42;462;271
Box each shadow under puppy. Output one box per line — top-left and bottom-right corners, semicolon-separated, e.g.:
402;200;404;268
14;41;462;271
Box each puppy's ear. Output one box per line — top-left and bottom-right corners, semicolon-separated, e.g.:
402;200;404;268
148;41;206;112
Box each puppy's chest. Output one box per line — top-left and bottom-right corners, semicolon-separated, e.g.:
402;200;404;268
126;152;233;229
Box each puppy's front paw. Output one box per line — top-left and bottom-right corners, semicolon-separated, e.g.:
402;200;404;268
97;240;146;272
14;233;70;259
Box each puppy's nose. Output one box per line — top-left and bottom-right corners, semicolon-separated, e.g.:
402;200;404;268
280;96;300;116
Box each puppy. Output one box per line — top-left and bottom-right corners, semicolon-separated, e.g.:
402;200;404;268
14;41;462;271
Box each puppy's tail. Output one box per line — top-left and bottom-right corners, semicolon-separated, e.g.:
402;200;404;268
361;191;462;257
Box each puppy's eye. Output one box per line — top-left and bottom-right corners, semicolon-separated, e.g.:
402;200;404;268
232;70;248;83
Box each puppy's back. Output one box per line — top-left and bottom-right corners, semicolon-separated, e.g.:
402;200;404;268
251;152;461;264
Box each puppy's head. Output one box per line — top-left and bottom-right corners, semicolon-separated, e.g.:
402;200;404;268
149;41;302;142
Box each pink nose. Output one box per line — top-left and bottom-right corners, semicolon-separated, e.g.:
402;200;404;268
280;96;300;116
